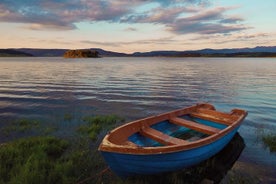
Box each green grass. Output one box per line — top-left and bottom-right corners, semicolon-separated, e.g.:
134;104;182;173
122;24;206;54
1;118;58;136
2;115;258;184
64;113;73;121
1;118;40;136
0;137;71;184
78;115;124;141
0;115;126;184
262;134;276;152
0;136;109;184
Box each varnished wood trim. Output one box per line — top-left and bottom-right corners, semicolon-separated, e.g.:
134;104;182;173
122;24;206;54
140;126;188;145
122;141;139;147
98;103;247;154
190;112;233;125
169;117;220;135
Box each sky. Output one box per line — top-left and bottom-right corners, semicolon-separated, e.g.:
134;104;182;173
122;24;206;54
0;0;275;53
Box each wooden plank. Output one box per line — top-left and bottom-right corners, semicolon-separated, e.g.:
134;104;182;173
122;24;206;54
122;141;139;147
190;112;233;126
197;108;232;118
140;127;188;145
169;117;221;135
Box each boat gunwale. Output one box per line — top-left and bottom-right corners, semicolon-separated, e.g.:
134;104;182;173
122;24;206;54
98;103;247;155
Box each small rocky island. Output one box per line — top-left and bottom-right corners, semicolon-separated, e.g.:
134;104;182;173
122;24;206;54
63;49;99;58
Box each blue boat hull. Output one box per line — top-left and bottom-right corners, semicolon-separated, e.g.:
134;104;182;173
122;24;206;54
101;127;239;178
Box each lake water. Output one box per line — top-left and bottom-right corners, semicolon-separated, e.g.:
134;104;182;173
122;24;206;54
0;57;275;181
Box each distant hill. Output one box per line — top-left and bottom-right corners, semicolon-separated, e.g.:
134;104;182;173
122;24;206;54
0;49;33;57
192;46;276;54
15;48;67;57
132;46;276;57
90;48;129;57
1;46;276;57
13;48;129;57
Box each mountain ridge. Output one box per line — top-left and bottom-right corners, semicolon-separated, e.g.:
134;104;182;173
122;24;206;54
132;46;276;56
0;49;33;57
0;46;274;57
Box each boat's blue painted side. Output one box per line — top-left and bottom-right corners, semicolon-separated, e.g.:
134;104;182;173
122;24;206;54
100;127;239;178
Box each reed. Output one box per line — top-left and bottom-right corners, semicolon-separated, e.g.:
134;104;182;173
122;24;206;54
63;113;73;121
0;136;110;184
0;115;255;184
262;134;276;152
1;118;40;136
0;115;125;183
0;137;71;184
78;115;124;141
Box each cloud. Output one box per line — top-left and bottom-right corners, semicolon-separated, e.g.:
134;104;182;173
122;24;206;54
121;5;248;35
23;23;76;31
152;0;210;6
0;0;134;30
169;20;247;35
220;16;243;24
124;27;138;32
188;32;269;45
81;40;121;47
235;33;269;40
167;7;248;34
0;0;248;35
121;6;197;24
80;36;176;47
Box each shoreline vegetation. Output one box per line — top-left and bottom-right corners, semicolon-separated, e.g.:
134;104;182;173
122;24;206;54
262;134;276;152
1;46;276;57
0;115;123;184
1;115;274;183
63;49;99;58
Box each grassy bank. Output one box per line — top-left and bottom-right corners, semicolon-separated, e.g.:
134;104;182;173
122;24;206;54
78;115;124;141
1;118;40;136
0;116;260;184
0;115;123;184
262;134;276;152
0;136;70;183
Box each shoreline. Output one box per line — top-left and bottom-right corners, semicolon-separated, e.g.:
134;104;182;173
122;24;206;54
1;116;275;183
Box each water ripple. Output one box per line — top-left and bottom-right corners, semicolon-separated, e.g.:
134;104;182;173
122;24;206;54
0;57;276;169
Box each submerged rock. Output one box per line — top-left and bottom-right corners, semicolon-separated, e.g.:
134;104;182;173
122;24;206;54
63;49;99;58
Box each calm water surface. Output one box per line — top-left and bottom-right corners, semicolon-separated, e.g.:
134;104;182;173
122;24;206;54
0;57;275;179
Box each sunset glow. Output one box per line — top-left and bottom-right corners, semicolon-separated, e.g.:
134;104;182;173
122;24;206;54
0;0;275;53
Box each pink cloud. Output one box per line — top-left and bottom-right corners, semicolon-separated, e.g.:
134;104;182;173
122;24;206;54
0;0;248;35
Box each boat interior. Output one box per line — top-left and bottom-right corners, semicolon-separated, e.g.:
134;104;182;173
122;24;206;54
106;104;246;148
129;113;230;147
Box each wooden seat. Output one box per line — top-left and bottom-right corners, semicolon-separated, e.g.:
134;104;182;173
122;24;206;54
140;126;188;145
169;117;220;135
190;112;233;126
190;108;234;126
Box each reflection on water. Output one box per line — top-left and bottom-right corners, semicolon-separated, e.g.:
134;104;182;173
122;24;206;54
128;133;245;184
0;57;276;176
202;133;245;183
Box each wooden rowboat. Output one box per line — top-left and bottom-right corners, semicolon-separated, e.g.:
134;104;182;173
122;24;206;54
98;103;247;178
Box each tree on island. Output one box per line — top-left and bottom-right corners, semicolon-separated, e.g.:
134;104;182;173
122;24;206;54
63;49;99;58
